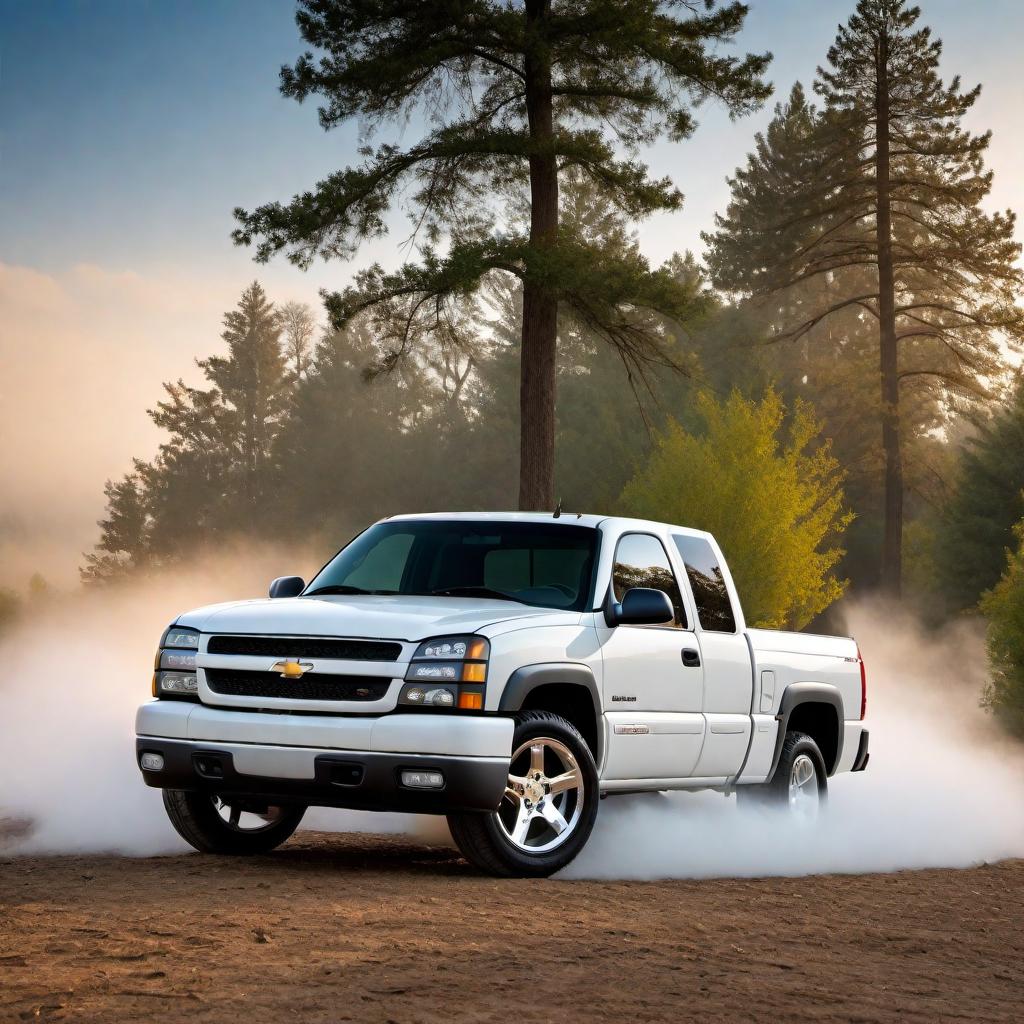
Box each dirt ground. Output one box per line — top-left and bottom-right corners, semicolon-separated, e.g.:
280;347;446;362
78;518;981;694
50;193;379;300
1;833;1022;1024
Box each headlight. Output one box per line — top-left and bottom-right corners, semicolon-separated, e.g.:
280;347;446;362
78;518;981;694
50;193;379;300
160;625;200;649
400;635;488;710
152;624;201;701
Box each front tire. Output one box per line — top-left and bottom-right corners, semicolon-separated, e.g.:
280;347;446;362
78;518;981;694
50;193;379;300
447;711;599;877
737;730;827;817
162;790;306;855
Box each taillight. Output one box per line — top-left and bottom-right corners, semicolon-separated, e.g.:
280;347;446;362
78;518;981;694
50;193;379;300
857;646;867;719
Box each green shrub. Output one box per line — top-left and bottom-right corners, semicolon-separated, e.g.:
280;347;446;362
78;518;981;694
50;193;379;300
980;516;1024;737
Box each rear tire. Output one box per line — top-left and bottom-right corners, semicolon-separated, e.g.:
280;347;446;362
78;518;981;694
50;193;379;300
736;730;827;816
162;790;305;855
447;711;599;877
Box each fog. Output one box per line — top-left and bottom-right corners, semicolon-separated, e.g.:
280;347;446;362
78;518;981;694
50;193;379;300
2;570;1022;877
0;550;448;856
564;603;1024;879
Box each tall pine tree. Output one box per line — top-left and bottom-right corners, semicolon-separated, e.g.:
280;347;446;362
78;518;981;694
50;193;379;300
232;0;770;509
83;282;292;580
704;1;1024;594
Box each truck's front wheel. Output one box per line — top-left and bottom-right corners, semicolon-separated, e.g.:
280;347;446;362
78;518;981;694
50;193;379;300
447;711;599;877
162;790;306;855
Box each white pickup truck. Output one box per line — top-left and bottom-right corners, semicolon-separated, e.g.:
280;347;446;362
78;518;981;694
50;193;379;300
136;512;869;876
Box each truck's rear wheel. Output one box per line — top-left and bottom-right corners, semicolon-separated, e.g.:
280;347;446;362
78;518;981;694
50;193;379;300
737;730;827;818
162;790;305;855
447;711;599;877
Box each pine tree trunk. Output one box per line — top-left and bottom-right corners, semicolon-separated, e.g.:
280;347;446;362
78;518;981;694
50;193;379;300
518;0;558;511
874;30;903;596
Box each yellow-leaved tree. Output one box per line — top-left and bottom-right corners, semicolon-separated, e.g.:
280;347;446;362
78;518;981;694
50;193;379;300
618;389;852;629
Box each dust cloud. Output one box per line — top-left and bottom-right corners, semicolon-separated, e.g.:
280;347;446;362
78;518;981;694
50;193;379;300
0;548;447;857
2;575;1023;875
564;602;1024;879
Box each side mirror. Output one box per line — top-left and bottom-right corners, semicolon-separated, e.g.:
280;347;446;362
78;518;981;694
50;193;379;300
269;575;305;599
611;587;674;626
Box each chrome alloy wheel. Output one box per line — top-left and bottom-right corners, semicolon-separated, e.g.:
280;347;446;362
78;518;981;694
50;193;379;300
497;736;584;854
788;753;820;818
211;796;288;833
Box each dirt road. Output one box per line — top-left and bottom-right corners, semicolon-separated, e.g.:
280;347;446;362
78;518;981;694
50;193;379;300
1;833;1022;1023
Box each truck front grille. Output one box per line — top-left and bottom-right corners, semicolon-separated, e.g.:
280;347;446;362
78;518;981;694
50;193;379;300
205;668;391;703
207;635;402;661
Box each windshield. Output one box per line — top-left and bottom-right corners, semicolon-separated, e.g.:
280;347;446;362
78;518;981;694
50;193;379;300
306;520;598;611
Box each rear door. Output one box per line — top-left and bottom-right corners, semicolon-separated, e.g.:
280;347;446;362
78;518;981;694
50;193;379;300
670;534;753;778
598;532;706;780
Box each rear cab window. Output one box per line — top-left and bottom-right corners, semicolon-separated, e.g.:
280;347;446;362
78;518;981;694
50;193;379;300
671;534;737;633
611;533;688;628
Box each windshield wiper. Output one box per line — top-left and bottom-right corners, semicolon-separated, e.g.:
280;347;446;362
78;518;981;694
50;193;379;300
305;585;397;596
428;586;519;602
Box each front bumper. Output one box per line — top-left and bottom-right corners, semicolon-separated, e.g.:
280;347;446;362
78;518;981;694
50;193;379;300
135;701;513;814
135;737;508;813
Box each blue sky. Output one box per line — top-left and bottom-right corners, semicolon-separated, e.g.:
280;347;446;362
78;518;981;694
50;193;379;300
4;0;1023;287
2;0;1024;582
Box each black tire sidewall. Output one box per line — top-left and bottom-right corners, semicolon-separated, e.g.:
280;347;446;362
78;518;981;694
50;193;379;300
163;789;306;855
772;730;828;805
450;711;600;877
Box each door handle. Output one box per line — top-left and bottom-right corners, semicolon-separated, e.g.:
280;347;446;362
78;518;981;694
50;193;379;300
681;648;701;668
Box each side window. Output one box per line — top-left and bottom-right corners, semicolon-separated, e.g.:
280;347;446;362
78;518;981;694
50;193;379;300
672;535;737;633
611;533;687;628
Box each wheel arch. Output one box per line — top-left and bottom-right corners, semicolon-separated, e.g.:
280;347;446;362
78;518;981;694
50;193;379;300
498;664;602;766
768;683;844;779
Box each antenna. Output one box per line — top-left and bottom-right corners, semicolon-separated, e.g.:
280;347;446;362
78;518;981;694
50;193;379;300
553;499;562;519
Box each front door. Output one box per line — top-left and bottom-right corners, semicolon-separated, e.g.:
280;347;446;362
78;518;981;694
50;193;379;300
598;532;706;780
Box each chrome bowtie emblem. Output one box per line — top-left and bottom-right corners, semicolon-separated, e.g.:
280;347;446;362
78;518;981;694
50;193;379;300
271;658;314;679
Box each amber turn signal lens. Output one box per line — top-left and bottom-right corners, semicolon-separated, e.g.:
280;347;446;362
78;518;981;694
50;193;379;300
457;690;483;710
461;662;487;683
465;638;489;660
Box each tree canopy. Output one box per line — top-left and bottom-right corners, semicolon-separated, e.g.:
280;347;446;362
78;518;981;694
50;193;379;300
83;282;291;581
703;0;1024;593
930;377;1024;614
233;0;771;508
618;389;852;629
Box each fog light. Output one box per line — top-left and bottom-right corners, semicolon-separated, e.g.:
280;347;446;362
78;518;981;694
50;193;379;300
400;770;444;789
423;687;455;707
158;672;199;695
140;752;164;771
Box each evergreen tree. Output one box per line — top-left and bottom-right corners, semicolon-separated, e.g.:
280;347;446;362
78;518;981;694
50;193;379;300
931;377;1024;613
981;519;1024;738
81;472;151;583
201;281;290;519
233;0;770;510
83;282;292;579
269;322;420;540
704;2;1024;595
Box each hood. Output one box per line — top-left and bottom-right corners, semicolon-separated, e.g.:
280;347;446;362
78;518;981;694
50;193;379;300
175;594;580;642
